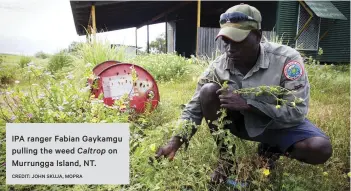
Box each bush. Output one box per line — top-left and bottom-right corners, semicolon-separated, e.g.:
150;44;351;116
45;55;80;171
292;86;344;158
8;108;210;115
47;51;73;73
0;64;17;87
18;56;31;68
77;40;128;66
35;51;50;59
129;53;191;82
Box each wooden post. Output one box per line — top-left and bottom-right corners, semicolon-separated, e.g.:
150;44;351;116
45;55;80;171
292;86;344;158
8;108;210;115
196;0;201;56
91;4;96;39
147;24;150;53
197;0;201;28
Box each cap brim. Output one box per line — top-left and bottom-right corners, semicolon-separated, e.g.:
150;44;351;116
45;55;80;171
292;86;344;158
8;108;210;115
215;27;251;42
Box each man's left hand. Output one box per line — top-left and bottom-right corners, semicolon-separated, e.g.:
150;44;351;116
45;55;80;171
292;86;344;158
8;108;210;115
216;88;251;111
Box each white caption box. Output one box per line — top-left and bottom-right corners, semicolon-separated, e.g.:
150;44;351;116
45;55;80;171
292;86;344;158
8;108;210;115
6;123;130;185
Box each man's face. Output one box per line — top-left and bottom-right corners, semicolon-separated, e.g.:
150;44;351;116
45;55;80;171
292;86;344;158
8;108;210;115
222;30;261;63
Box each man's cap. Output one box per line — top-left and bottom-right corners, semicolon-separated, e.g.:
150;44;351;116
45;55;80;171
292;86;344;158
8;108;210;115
216;3;262;42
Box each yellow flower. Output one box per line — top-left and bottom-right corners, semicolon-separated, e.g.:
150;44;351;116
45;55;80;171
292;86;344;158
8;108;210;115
91;118;98;123
149;143;156;152
347;172;351;178
275;105;281;109
262;168;270;176
323;172;328;176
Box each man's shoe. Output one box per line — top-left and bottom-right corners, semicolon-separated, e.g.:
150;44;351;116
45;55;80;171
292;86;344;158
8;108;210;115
257;143;283;170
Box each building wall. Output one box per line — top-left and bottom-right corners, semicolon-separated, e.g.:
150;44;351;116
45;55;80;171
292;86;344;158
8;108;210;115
276;1;299;47
318;1;350;63
173;1;278;58
175;2;197;57
197;27;223;59
276;1;350;63
196;1;278;59
197;28;275;59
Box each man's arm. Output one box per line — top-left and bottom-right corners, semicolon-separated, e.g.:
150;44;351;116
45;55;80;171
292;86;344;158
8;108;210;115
174;64;217;145
246;54;309;127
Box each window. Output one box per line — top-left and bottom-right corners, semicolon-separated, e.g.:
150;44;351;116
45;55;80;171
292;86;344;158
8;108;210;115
295;4;321;51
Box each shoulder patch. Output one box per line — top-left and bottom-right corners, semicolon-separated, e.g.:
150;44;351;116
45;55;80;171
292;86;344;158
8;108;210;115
284;60;304;80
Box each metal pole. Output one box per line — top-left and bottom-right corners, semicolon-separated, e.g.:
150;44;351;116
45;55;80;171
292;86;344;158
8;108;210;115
165;15;168;53
135;28;138;55
147;24;150;53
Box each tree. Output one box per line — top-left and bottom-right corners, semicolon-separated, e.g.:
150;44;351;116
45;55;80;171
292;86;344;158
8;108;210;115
149;33;166;53
67;41;83;53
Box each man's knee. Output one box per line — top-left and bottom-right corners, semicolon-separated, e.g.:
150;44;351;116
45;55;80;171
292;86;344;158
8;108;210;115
199;83;221;103
291;136;332;164
199;83;223;127
316;138;333;163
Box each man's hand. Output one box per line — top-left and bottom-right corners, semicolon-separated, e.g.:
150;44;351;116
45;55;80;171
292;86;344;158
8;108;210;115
216;88;251;111
155;136;183;161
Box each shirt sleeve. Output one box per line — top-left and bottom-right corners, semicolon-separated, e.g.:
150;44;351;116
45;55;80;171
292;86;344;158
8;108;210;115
175;63;218;142
246;53;310;127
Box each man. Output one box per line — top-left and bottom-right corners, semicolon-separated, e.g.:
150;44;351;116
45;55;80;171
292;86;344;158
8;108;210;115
155;3;332;184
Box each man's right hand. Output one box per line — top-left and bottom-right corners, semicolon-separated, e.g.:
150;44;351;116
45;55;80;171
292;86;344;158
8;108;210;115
155;136;183;161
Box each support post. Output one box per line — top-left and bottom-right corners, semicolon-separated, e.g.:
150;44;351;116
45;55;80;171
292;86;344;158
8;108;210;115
165;15;168;53
135;28;138;55
196;0;201;56
147;24;150;54
91;4;96;39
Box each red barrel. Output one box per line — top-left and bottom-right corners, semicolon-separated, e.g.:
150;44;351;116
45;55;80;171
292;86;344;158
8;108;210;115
92;60;120;76
90;61;160;113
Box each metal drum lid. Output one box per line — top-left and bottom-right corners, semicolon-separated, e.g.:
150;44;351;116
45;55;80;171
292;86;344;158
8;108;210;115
95;63;160;113
92;60;120;76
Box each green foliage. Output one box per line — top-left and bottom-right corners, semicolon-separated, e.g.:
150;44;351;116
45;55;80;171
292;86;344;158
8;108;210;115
35;51;50;59
47;51;73;73
0;55;21;87
18;56;32;68
76;39;128;66
129;53;191;82
67;41;84;54
263;27;289;46
0;64;17;87
149;33;166;53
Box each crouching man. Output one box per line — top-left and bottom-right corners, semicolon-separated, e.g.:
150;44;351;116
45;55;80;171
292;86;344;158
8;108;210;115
155;3;332;184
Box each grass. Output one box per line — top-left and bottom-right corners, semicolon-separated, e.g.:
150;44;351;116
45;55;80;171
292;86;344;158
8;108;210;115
0;41;350;191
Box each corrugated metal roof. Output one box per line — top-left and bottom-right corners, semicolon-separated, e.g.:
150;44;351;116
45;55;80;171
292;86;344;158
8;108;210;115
305;1;347;20
70;1;184;36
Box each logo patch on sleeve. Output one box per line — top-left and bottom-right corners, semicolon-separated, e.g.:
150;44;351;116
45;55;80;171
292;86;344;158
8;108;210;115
284;61;304;80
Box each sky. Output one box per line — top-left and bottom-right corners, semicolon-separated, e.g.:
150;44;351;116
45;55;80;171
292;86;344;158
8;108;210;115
0;0;165;55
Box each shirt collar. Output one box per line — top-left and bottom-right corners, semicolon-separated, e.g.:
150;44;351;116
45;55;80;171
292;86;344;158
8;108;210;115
224;42;269;74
